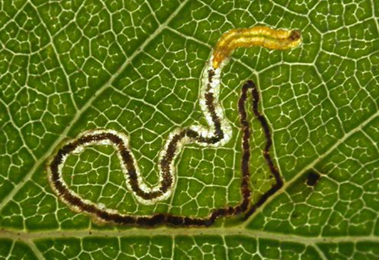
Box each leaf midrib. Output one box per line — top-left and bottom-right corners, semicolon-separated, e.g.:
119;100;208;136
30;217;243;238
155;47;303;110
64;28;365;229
1;227;378;245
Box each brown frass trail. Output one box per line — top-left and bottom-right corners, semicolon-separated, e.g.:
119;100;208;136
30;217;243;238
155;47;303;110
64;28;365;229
48;73;283;227
243;81;283;220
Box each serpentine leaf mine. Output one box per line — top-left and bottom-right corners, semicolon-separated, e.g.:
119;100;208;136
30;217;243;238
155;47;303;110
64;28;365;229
47;26;302;226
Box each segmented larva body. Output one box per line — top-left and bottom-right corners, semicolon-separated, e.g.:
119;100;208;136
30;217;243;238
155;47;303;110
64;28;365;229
212;26;302;68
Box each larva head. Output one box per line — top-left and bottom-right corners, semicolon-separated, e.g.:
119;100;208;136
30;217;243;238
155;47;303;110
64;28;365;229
289;30;301;41
259;29;302;51
286;30;302;49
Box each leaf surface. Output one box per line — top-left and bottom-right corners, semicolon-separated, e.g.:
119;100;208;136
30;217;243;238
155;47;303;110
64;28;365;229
0;0;378;259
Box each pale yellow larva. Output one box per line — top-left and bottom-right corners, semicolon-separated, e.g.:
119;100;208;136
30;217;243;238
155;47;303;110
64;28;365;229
212;26;302;69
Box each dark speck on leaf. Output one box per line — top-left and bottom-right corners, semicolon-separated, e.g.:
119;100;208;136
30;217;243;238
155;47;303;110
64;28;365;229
306;171;321;186
292;212;300;219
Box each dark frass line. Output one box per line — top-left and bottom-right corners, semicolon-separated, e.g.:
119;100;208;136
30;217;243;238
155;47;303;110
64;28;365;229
48;74;283;227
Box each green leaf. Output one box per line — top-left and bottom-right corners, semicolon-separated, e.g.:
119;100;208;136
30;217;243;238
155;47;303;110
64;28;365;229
1;0;378;259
